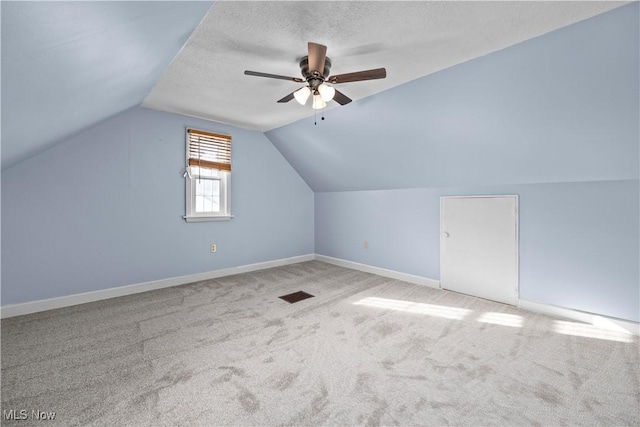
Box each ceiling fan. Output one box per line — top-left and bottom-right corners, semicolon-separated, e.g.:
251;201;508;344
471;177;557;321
244;42;386;109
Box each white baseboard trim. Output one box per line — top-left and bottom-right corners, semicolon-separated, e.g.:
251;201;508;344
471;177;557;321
314;254;441;289
0;254;315;319
314;255;638;336
4;253;637;338
518;299;639;337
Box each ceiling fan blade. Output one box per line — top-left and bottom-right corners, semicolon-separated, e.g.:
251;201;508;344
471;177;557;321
332;89;352;106
244;70;304;83
328;68;387;84
277;92;296;103
308;42;327;74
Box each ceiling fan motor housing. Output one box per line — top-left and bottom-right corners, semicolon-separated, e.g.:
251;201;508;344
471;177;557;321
299;56;332;90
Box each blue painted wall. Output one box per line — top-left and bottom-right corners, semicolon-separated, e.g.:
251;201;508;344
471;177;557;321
278;4;640;322
316;181;639;322
2;4;638;324
1;107;314;305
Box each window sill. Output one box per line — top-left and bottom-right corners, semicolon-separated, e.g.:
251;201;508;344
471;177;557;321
183;215;233;223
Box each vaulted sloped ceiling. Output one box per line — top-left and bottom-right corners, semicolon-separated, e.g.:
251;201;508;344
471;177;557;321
265;3;639;192
1;1;213;170
1;1;629;172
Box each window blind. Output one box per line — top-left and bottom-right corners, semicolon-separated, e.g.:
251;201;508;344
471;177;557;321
187;129;232;172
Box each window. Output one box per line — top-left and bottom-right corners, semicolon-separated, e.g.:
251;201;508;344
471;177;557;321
184;128;232;222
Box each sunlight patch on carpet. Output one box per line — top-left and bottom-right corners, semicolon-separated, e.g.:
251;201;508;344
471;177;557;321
553;320;634;343
477;312;523;328
353;297;471;320
591;316;635;334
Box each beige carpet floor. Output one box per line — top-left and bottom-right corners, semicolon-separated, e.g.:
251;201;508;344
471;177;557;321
1;260;639;426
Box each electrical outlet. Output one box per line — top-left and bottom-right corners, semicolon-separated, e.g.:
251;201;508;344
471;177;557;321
210;244;217;253
364;241;369;249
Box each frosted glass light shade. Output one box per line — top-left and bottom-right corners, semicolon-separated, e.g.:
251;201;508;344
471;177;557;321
312;94;326;110
318;84;335;102
293;86;311;105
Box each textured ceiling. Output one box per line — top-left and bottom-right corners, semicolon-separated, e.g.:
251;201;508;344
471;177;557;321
143;1;627;132
1;1;212;170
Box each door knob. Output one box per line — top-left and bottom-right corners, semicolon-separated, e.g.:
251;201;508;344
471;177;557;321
443;232;450;238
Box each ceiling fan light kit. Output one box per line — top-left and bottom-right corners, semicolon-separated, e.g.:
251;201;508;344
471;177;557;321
311;94;326;110
244;42;387;111
293;86;311;105
318;84;335;102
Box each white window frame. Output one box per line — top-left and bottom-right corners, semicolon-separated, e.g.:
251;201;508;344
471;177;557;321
183;129;232;222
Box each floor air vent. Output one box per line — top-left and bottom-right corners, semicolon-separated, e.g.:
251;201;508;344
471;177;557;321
279;291;315;304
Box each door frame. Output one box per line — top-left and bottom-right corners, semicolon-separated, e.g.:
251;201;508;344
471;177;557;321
439;195;520;303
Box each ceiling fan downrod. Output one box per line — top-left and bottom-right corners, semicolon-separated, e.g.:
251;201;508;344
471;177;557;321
299;55;332;90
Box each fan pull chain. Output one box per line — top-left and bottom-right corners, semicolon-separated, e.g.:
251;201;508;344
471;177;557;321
313;107;326;126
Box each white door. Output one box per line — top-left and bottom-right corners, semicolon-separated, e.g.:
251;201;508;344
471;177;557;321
440;196;518;305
